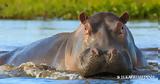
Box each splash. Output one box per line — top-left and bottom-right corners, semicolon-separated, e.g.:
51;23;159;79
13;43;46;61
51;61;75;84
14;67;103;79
0;62;82;80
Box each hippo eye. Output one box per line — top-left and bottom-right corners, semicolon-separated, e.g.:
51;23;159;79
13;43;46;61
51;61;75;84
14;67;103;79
122;27;124;29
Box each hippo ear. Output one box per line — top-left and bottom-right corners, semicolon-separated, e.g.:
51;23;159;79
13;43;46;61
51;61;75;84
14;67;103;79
119;12;129;24
79;12;88;24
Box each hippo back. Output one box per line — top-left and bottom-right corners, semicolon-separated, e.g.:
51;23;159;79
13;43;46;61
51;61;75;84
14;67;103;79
0;33;71;70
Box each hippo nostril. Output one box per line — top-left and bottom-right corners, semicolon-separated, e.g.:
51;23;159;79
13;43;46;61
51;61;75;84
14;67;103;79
91;48;99;56
111;48;117;54
105;48;118;64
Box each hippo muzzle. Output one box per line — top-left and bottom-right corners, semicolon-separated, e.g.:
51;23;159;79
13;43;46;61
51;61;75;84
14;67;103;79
79;48;132;77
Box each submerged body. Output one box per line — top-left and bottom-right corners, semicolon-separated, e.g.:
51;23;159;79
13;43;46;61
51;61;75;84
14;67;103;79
0;12;146;76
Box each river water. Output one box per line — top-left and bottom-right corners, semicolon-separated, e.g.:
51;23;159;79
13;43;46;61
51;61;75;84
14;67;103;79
0;20;159;83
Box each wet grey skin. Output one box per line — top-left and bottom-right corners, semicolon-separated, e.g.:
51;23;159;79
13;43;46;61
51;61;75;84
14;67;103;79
79;48;132;77
0;12;146;77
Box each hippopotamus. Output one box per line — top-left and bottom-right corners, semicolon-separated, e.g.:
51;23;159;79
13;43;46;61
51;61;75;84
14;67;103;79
0;12;146;77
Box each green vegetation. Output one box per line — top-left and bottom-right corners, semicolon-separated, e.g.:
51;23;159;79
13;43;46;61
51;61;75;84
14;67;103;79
0;0;159;20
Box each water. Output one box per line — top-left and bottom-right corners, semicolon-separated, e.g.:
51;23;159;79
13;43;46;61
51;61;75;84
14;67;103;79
0;77;159;84
0;20;79;51
0;20;159;83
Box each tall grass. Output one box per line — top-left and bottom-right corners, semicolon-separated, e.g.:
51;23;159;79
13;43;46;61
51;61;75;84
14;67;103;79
0;0;159;20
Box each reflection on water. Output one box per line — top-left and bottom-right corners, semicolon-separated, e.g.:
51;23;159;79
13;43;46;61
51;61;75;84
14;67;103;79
0;20;159;83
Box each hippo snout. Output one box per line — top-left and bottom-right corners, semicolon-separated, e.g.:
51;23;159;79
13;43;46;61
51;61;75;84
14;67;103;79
79;48;132;76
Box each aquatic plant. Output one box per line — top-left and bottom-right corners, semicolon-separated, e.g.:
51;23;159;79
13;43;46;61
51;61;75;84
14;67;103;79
0;0;159;20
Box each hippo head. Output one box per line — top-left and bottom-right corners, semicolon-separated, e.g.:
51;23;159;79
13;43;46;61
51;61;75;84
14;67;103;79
72;12;133;76
78;12;129;51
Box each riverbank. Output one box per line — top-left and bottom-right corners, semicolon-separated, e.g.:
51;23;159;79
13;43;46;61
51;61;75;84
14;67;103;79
0;0;159;20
